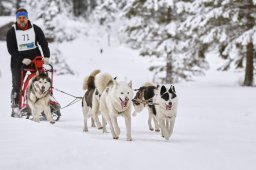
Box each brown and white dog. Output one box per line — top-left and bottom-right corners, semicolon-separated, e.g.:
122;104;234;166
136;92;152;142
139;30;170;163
82;69;103;132
132;82;160;132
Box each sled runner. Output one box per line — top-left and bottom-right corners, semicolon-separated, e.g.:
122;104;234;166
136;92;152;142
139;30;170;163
18;56;61;121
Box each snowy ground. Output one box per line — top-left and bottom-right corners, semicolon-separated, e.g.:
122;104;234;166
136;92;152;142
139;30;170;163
0;35;256;170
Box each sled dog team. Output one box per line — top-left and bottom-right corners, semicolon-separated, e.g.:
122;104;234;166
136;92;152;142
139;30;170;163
82;70;178;141
26;69;178;141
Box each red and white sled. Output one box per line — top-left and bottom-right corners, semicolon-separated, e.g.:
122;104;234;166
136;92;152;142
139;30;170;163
19;56;61;121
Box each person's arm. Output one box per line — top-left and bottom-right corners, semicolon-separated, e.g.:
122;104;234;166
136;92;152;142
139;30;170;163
34;25;50;58
6;28;20;58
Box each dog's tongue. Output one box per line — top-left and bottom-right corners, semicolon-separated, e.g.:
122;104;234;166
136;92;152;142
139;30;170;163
121;100;128;108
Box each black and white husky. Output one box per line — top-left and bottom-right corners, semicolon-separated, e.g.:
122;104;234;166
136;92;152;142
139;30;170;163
95;72;133;141
155;85;178;140
132;82;160;132
82;69;103;132
26;72;54;123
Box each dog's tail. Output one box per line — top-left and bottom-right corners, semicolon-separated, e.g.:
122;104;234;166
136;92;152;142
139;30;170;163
83;69;101;91
95;72;113;94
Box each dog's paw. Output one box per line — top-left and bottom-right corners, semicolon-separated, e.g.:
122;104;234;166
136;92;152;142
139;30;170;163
33;118;40;123
98;126;103;130
127;138;133;141
149;128;154;131
103;129;109;133
50;121;55;124
155;129;160;132
113;136;119;140
164;135;170;141
83;128;88;132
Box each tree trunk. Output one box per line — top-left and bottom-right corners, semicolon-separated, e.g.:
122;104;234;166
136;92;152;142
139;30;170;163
16;0;20;9
73;0;91;17
73;0;79;16
243;0;254;86
243;42;254;86
166;52;173;83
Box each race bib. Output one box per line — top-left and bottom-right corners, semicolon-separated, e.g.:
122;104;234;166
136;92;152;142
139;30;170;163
13;24;37;51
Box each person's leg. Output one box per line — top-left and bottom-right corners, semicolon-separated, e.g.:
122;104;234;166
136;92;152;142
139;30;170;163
11;67;21;116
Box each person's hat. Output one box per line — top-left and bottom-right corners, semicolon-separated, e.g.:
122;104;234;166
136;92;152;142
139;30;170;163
16;8;28;19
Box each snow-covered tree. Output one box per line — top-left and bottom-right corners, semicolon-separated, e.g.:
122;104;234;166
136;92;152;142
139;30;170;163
0;0;16;15
73;0;97;18
180;0;256;86
50;44;75;75
123;0;208;83
87;0;127;47
23;0;75;42
90;0;121;25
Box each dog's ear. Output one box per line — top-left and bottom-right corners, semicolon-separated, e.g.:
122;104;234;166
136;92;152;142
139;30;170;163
128;80;132;88
153;85;160;95
47;76;51;83
113;79;118;86
137;86;146;92
160;85;167;95
169;85;176;93
153;86;158;89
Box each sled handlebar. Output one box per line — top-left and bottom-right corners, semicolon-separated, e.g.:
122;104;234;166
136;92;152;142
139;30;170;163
21;63;54;73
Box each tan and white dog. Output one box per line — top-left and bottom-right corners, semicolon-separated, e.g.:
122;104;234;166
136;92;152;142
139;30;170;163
95;72;133;141
132;82;160;132
82;69;104;132
155;85;178;140
26;72;54;124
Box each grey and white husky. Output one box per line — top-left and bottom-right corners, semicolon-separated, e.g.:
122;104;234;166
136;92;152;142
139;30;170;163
82;69;103;132
155;85;178;140
26;72;54;123
95;72;133;141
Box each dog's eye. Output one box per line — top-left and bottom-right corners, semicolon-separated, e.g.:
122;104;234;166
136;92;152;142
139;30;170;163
127;92;129;94
121;92;124;95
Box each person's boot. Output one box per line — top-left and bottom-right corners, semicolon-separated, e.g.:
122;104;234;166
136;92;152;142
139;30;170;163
11;91;21;118
11;104;20;118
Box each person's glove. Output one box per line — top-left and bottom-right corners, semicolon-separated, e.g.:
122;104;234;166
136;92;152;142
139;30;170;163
22;58;32;65
44;58;50;64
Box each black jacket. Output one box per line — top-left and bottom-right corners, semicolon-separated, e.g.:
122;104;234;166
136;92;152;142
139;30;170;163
6;21;50;68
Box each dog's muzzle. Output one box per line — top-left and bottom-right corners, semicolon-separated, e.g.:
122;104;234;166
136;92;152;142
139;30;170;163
165;102;172;110
132;98;140;105
120;97;129;108
40;86;46;93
